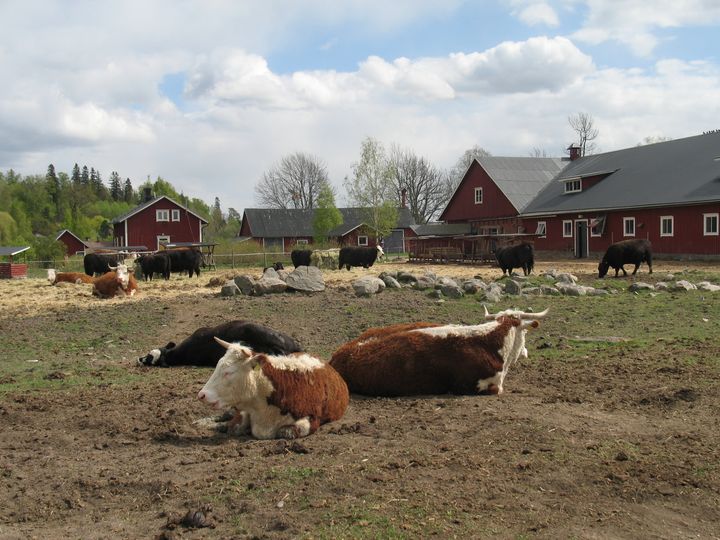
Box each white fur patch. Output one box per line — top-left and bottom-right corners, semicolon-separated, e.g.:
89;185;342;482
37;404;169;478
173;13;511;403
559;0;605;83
265;353;324;372
295;417;311;437
412;321;498;338
150;349;161;362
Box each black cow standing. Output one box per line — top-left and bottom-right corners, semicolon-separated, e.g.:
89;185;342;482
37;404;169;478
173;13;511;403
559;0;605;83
338;245;385;270
164;248;203;277
136;253;170;281
84;252;127;276
138;320;303;367
495;243;534;276
291;249;312;268
598;239;653;278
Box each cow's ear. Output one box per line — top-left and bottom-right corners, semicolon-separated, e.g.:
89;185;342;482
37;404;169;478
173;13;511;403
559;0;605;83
165;342;176;350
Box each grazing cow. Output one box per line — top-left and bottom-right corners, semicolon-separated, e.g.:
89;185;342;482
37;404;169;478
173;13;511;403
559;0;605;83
164;248;202;278
198;338;349;439
330;307;548;396
598;239;653;278
495;243;535;276
137;253;170;281
291;249;312;268
338;245;384;271
92;263;137;298
47;269;95;285
138;320;303;367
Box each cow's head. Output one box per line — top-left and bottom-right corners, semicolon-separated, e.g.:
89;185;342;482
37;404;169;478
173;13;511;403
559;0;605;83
47;269;56;283
137;341;176;367
109;263;133;288
598;259;610;278
376;245;385;259
197;338;255;410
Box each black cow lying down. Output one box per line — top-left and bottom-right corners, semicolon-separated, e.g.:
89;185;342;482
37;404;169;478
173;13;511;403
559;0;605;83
138;320;303;367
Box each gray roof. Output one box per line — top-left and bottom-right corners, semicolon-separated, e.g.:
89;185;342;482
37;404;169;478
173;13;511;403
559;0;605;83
478;156;566;211
0;246;30;257
410;222;471;237
242;207;416;238
522;131;720;216
112;196;209;224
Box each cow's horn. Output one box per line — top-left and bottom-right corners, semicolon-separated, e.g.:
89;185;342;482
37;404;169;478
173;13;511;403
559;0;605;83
214;337;233;349
483;305;494;320
519;308;549;320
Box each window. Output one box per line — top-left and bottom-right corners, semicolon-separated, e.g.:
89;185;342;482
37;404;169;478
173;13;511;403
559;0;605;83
358;235;369;246
590;215;606;237
171;209;180;222
704;213;719;236
296;239;308;245
660;216;674;237
488;227;499;235
564;179;581;193
474;187;483;204
156;209;169;222
623;217;635;237
562;220;573;238
535;221;546;238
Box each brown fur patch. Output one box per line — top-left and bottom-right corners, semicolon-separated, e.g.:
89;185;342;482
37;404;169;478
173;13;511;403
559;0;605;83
53;272;95;285
257;355;349;435
330;318;520;396
92;272;123;298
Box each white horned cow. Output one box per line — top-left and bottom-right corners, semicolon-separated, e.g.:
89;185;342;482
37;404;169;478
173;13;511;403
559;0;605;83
47;269;95;285
329;307;548;396
92;263;138;298
198;338;349;439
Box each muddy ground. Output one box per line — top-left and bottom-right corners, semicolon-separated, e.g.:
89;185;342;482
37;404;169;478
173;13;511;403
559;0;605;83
0;260;719;539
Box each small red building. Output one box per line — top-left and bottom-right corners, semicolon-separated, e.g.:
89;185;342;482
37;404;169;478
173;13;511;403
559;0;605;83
112;195;208;251
0;246;30;279
55;229;89;256
521;131;720;258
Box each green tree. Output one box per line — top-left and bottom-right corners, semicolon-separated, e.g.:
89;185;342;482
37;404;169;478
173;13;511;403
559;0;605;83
313;184;343;243
208;197;225;235
0;211;18;244
123;178;134;203
344;137;398;240
71;163;81;185
46;164;60;219
81;165;90;186
90;168;106;198
109;171;123;201
32;235;66;266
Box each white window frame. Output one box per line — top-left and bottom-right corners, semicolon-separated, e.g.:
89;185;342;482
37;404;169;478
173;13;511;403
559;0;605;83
156;235;170;250
660;216;674;237
156;209;169;222
358;235;369;246
296;239;309;245
564;179;581;193
536;221;546;238
171;209;180;222
703;213;719;236
562;220;573;238
623;217;636;237
474;187;483;204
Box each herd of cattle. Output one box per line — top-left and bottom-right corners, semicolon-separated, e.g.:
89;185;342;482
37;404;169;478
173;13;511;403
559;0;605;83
44;238;658;439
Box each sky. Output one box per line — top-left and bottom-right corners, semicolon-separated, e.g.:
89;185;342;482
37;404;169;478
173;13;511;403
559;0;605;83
1;0;719;214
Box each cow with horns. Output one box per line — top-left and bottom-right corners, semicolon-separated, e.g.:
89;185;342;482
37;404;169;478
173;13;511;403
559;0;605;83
198;338;349;439
330;307;548;396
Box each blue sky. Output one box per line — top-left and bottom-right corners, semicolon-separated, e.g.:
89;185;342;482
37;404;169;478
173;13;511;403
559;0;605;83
1;0;719;213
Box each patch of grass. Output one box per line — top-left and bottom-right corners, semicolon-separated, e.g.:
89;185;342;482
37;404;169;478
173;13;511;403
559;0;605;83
268;465;323;484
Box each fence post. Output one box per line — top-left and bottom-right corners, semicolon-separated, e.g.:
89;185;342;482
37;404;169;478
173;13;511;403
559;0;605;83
231;248;234;269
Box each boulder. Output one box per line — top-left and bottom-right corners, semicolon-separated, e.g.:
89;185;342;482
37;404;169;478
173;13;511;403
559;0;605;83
262;267;280;280
285;266;325;292
629;282;655;292
522;287;542;295
555;282;587;296
540;285;561;296
413;277;436;291
556;273;578;284
396;271;418;284
353;276;386;296
253;277;288;295
696;281;720;292
233;275;256;295
481;282;504;303
461;279;486;294
654;281;669;291
220;281;240;297
440;284;464;299
504;280;522;295
380;274;402;289
427;289;443;299
672;280;697;291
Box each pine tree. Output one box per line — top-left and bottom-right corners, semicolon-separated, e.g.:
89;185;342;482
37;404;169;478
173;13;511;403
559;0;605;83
46;164;61;219
123;178;134;203
91;168;106;198
71;163;81;185
81;165;90;186
109;171;122;201
209;197;225;234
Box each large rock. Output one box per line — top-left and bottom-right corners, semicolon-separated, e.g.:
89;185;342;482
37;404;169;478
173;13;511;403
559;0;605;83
555;282;587;296
413;277;436;291
440;284;464;299
696;281;720;292
285;266;325;292
437;276;459;288
629;282;654;292
220;281;240;297
233;275;256;295
253;277;288;295
481;282;504;303
672;280;697;291
556;273;578;284
380;274;402;289
353;276;386;296
262;267;280;280
540;285;561;296
504;279;522;295
396;271;418;284
461;279;486;294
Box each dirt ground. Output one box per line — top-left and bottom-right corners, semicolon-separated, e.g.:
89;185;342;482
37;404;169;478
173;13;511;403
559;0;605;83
0;260;719;539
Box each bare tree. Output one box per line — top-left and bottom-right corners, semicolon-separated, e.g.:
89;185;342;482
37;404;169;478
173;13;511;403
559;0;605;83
568;112;599;156
529;147;549;157
387;145;447;224
255;153;331;209
445;145;492;197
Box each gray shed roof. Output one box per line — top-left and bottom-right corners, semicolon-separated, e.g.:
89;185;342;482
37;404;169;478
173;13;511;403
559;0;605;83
242;207;416;238
0;246;30;257
522;131;720;216
410;222;471;237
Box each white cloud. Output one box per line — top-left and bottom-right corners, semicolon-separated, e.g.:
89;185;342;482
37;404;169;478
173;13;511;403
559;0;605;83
511;2;560;27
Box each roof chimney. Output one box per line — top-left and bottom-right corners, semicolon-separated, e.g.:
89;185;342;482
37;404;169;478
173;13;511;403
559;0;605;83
567;143;582;161
142;186;153;202
401;188;407;209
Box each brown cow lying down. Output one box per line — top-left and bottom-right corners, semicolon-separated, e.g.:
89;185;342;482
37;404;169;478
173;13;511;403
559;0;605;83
92;263;138;298
330;307;548;396
198;338;349;439
47;269;95;285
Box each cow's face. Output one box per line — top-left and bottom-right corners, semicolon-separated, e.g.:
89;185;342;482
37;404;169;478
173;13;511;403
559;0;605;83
376;245;385;258
47;269;56;283
197;339;255;409
598;259;610;278
138;341;175;366
110;263;131;288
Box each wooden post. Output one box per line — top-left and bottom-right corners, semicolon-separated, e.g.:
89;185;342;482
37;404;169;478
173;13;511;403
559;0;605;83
231;248;235;269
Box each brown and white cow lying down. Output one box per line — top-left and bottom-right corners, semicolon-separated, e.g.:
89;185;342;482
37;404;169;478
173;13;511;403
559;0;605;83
47;269;95;285
329;307;548;397
198;338;349;439
92;263;138;298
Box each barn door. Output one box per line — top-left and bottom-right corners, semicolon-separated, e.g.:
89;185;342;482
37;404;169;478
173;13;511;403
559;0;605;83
575;221;588;258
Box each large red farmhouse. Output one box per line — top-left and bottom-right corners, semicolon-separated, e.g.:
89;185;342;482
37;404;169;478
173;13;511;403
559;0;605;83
112;195;208;251
521;131;720;258
239;207;415;253
408;156;565;261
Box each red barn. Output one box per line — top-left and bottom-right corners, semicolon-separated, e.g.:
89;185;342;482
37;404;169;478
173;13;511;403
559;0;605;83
112;195;208;251
0;246;30;279
521;131;720;258
55;229;89;256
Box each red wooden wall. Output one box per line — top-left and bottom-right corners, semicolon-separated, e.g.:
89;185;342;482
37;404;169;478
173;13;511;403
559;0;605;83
441;161;518;223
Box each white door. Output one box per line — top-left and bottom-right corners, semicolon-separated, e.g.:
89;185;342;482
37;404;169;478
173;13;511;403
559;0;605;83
157;235;170;250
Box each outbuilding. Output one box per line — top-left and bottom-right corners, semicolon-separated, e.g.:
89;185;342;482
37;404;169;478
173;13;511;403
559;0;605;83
0;246;30;279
